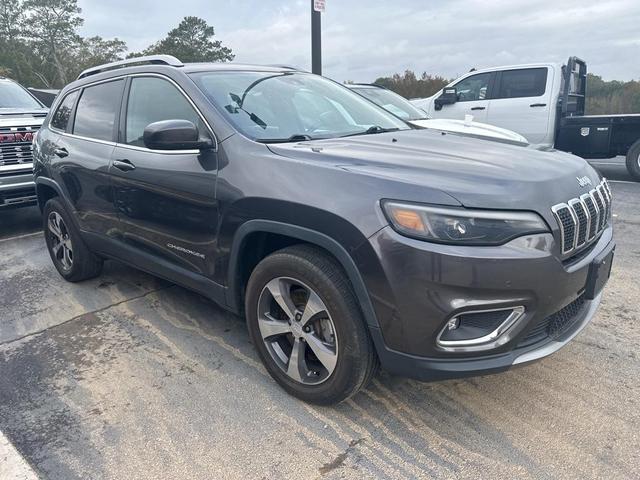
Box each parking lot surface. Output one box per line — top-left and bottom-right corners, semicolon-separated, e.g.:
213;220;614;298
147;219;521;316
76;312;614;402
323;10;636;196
0;164;638;479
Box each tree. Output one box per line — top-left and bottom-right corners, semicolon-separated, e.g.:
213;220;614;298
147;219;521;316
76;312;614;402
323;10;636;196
23;0;84;86
0;1;25;40
374;71;450;99
130;16;234;63
70;36;127;77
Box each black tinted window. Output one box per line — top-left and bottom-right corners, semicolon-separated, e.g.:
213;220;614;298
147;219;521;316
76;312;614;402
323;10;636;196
50;90;79;131
73;80;123;141
125;77;204;147
496;68;547;99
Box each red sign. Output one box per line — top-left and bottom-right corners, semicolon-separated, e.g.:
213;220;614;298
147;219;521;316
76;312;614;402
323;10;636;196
0;132;35;143
313;0;325;12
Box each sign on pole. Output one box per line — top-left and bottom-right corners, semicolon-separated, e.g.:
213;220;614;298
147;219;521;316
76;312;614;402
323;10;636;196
313;0;325;13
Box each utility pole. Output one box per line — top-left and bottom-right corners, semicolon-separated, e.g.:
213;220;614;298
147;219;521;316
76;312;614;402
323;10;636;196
311;0;324;75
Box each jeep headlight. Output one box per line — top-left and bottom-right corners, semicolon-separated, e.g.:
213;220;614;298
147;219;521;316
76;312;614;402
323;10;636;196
382;201;549;245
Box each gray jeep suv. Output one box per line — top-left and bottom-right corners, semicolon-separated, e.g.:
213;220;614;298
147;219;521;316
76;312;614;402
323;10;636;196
33;56;614;404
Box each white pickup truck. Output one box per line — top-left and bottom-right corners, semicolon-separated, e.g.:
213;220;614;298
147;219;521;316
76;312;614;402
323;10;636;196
412;57;640;180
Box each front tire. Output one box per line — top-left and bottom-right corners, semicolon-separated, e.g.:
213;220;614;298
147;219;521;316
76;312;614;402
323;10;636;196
626;140;640;182
245;245;377;405
43;198;103;282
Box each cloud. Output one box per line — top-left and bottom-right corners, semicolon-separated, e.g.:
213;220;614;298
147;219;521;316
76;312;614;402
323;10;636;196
78;0;640;81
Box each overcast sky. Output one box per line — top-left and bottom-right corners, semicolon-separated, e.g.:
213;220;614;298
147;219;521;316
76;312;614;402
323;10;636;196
77;0;640;82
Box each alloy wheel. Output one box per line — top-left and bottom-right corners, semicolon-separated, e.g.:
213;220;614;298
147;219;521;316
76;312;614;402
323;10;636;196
257;277;338;385
48;211;73;270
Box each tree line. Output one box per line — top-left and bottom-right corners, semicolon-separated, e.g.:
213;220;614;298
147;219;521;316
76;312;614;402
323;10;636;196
373;70;640;115
0;0;234;88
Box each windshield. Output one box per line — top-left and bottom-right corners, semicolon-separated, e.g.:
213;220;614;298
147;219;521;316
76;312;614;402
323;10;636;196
0;81;43;109
351;87;427;121
190;71;409;142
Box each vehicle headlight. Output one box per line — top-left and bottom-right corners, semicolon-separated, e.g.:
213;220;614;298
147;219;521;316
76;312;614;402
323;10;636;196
382;200;549;245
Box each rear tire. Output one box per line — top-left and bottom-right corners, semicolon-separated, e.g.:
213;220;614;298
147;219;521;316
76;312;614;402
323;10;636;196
245;245;377;405
626;140;640;182
43;198;103;282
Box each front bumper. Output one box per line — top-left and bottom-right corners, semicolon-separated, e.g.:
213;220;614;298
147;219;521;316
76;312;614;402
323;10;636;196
360;225;613;380
0;168;36;208
369;291;602;381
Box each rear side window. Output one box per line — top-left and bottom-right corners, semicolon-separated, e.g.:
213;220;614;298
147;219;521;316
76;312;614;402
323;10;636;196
73;80;124;141
125;77;205;147
495;68;547;99
50;90;79;131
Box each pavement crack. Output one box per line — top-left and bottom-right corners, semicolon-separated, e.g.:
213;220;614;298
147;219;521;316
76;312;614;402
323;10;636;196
0;285;173;347
318;438;365;475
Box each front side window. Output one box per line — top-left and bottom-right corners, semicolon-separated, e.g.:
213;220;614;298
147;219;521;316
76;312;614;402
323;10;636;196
190;71;408;142
496;68;548;99
50;90;79;131
73;80;124;142
125;77;206;147
0;81;44;109
453;73;491;102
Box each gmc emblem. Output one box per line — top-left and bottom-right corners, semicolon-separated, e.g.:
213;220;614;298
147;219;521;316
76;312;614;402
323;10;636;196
0;132;35;143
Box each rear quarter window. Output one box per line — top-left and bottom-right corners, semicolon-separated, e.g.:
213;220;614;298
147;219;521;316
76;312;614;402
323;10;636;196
73;80;124;142
495;68;548;99
50;91;79;131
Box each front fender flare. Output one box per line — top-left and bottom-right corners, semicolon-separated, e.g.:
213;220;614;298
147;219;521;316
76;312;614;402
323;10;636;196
226;219;381;330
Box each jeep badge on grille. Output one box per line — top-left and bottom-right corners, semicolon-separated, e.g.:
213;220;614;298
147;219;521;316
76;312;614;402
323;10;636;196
576;176;592;188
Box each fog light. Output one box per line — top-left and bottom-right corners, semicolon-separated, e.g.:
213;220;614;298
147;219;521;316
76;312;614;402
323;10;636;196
437;306;526;352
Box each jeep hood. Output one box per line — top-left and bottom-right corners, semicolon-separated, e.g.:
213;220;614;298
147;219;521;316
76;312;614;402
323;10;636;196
267;129;600;211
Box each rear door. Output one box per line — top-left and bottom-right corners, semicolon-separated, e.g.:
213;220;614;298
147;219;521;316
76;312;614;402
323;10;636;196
110;75;218;277
429;72;493;122
52;79;124;235
486;67;554;145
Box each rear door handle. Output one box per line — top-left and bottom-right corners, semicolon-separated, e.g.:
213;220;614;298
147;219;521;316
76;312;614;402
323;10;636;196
470;106;486;111
54;147;68;158
113;159;136;172
530;103;547;107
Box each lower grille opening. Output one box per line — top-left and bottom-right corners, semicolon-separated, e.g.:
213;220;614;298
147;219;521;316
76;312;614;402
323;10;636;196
518;295;586;348
0;187;37;206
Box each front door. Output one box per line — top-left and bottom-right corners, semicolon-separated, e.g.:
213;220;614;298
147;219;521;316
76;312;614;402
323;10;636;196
110;75;218;277
430;72;492;123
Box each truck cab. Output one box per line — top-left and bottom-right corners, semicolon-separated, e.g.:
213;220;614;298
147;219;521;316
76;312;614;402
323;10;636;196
0;77;49;209
413;63;561;146
412;58;640;180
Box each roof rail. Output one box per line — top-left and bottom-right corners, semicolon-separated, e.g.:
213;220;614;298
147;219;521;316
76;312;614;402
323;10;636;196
77;55;183;80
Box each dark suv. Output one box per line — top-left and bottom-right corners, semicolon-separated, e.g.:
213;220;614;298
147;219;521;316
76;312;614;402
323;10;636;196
33;55;614;404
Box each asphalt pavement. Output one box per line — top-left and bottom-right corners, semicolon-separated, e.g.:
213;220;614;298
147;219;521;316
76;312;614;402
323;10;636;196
0;161;638;479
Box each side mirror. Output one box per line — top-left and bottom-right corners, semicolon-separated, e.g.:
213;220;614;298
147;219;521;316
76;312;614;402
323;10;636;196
143;119;213;151
434;87;457;111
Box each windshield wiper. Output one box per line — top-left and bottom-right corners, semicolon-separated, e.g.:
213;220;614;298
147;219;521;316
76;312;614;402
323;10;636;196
257;134;314;144
340;126;401;138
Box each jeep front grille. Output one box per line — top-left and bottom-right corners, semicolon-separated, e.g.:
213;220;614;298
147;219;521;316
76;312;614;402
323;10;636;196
551;179;611;255
0;125;40;167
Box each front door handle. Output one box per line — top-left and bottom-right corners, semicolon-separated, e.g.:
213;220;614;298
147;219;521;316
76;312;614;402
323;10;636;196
470;106;486;111
54;147;68;158
113;159;136;172
530;103;547;107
